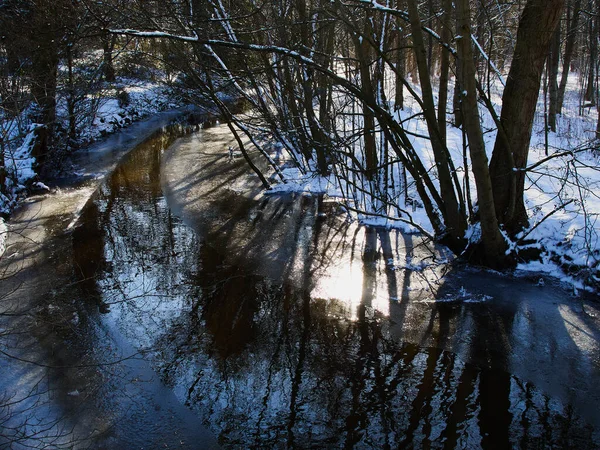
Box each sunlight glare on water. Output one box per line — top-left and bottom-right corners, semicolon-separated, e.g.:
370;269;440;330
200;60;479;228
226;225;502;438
311;226;391;320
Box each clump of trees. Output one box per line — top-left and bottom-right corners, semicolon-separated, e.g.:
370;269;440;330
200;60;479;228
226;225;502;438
2;0;598;271
107;0;577;269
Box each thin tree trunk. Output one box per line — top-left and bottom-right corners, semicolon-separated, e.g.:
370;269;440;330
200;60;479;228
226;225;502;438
407;0;467;247
557;0;581;113
317;12;336;133
596;0;600;137
584;5;600;105
0;140;5;197
438;0;452;142
30;20;59;167
456;0;509;268
355;11;378;181
453;60;463;127
585;14;597;104
395;10;406;110
296;0;329;175
102;31;116;82
548;27;561;132
67;42;77;142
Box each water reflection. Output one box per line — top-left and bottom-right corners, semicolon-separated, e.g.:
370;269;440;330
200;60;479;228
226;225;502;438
71;127;600;448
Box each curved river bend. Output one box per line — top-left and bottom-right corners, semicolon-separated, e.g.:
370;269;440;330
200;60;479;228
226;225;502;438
2;122;600;448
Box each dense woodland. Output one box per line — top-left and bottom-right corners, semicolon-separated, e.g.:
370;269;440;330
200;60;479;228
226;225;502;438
1;0;599;278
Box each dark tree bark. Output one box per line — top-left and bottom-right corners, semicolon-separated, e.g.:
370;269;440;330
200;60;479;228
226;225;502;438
316;7;336;134
394;5;406;111
66;42;77;142
584;4;598;105
0;140;5;198
437;0;452;142
407;0;467;246
296;0;329;176
354;10;378;181
489;0;565;234
455;0;509;268
102;31;116;82
29;9;59;166
595;0;600;138
452;60;463;127
557;0;582;113
548;27;561;132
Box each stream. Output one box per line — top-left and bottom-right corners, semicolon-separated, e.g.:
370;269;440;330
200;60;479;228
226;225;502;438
1;121;600;448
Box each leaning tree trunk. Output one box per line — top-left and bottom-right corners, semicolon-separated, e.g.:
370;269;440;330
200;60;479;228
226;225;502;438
489;0;565;235
456;0;509;268
407;0;467;248
548;26;561;132
557;0;582;113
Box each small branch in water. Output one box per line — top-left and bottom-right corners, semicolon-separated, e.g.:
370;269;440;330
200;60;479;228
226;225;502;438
0;348;145;369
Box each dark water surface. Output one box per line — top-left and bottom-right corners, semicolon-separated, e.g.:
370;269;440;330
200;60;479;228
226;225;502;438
18;125;600;448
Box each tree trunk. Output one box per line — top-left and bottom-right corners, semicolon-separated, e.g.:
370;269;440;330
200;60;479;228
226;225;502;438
584;14;598;105
317;11;336;134
0;140;5;198
437;0;452;142
394;10;406;110
296;0;329;175
407;0;467;246
355;11;378;181
455;0;509;268
102;31;116;82
67;42;77;142
30;22;59;167
557;0;581;113
596;101;600;139
453;60;463;127
548;27;561;132
596;0;600;137
489;0;565;234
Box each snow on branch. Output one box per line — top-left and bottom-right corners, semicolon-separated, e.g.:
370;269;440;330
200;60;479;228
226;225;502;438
110;29;200;42
470;34;506;86
352;0;457;56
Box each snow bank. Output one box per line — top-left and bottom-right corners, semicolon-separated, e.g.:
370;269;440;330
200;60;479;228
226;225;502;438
264;71;599;292
0;77;184;218
0;218;7;258
12;124;40;184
